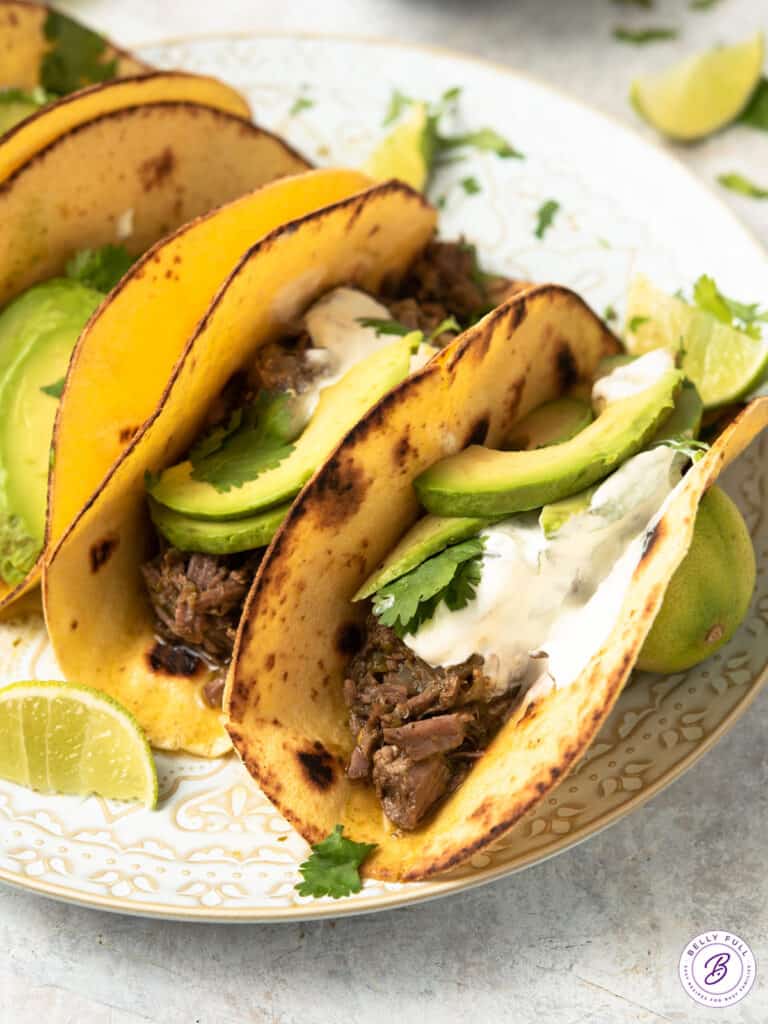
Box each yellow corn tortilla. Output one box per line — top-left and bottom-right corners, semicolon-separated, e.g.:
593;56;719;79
0;100;311;612
225;285;768;880
0;72;252;182
1;1;147;90
43;182;438;756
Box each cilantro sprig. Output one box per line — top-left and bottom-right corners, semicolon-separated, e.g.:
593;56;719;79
613;27;678;44
534;199;560;240
372;537;485;638
189;391;298;493
40;11;117;95
66;244;135;293
40;377;66;400
296;826;376;899
717;172;768;200
691;275;768;339
356;317;411;336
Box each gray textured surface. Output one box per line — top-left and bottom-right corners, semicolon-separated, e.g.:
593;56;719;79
4;1;768;1021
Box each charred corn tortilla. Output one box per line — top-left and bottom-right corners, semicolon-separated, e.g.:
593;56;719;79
0;99;311;612
0;72;252;182
225;286;768;880
1;1;146;91
43;182;438;756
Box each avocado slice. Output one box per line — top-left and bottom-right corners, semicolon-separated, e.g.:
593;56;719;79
415;367;683;517
149;498;290;555
506;397;593;450
354;514;493;601
539;487;597;539
150;333;419;520
0;88;48;136
651;380;703;442
0;279;103;585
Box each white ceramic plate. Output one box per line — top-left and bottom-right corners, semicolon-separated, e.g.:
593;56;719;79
1;34;766;921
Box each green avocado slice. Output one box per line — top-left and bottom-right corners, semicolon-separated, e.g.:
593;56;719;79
149;498;290;555
354;514;494;601
415;368;684;517
149;333;419;521
506;396;593;450
651;380;703;442
0;279;103;585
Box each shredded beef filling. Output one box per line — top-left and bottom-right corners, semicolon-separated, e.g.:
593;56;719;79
344;616;517;831
142;549;261;677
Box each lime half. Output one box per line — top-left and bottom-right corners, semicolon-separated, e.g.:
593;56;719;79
364;102;430;191
631;32;764;141
625;274;768;408
0;681;158;806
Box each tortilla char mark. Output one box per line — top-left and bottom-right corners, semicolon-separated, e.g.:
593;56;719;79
146;641;202;677
89;536;119;573
555;343;579;392
139;146;176;192
296;742;336;790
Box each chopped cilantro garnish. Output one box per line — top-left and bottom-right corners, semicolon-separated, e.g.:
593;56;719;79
717;172;768;200
289;95;314;116
438;127;523;160
296;826;376;899
428;316;462;341
65;244;135;293
534;199;560;240
372;537;485;638
654;437;710;461
40;11;117;95
613;26;678;43
0;86;53;107
628;315;650;332
356;317;411;336
691;274;768;339
738;79;768;131
383;88;414;126
603;305;618;323
689;0;720;8
40;377;66;400
611;0;654;6
189;391;297;493
461;175;481;195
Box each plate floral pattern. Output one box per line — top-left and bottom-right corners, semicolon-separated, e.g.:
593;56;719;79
1;34;766;921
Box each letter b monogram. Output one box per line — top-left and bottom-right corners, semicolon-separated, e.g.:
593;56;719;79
704;952;730;985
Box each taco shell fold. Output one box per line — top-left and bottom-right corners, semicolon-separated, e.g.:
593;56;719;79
0;99;312;612
43;182;438;756
224;284;768;880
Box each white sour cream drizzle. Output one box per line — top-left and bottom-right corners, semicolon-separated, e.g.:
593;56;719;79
407;445;687;695
592;348;674;411
291;287;431;423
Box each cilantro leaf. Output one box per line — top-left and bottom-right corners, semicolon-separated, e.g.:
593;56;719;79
189;391;298;493
717;172;768;199
628;315;650;332
611;0;654;6
40;11;117;95
461;175;481;195
613;26;678;44
428;316;462;341
40;377;66;399
66;244;135;293
603;305;618;323
689;0;721;9
738;78;768;131
356;317;411;336
372;537;485;637
0;86;53;107
296;826;376;899
383;88;414;126
289;95;313;116
691;274;768;339
438;127;523;160
534;199;560;239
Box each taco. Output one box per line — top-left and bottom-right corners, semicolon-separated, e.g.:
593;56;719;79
225;285;768;880
1;2;149;132
44;181;519;756
0;99;311;610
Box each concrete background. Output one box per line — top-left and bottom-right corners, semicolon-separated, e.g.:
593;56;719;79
3;1;768;1021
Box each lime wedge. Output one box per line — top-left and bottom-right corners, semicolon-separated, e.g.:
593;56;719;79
630;32;764;141
0;681;158;806
625;274;768;408
364;102;430;191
